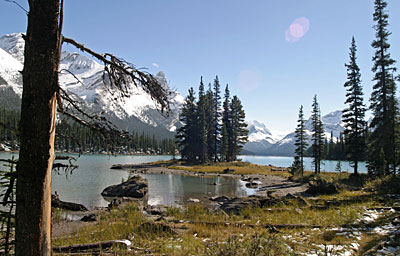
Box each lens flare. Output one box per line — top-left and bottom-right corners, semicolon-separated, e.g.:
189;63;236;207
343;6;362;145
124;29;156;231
285;17;310;43
237;69;262;92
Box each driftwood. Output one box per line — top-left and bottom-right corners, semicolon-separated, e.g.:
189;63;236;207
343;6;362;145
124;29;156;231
52;239;131;253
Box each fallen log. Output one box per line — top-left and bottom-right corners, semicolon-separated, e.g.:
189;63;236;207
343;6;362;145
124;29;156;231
52;239;131;253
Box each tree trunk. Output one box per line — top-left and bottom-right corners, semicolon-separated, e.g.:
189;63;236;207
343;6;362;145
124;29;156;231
16;1;61;255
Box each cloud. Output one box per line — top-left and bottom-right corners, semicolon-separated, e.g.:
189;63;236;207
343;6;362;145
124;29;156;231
237;69;262;92
285;17;310;43
152;63;159;68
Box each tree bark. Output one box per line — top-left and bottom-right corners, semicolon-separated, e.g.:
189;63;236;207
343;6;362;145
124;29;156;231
16;1;61;255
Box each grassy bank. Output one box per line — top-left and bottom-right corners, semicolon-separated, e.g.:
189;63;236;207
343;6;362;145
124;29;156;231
53;189;397;255
52;161;400;255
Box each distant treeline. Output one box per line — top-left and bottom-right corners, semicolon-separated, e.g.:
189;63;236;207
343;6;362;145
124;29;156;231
0;108;176;155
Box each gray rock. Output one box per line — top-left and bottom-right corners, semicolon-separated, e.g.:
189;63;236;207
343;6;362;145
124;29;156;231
81;214;97;222
101;176;148;198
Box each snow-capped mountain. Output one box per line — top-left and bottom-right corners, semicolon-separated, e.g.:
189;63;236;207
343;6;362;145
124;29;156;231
244;111;344;156
243;120;283;155
0;33;183;138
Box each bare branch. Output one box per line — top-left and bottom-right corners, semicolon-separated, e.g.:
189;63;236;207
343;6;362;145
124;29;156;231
62;36;170;115
3;0;28;14
0;159;18;165
59;69;84;86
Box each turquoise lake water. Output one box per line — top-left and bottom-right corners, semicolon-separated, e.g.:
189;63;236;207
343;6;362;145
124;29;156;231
0;152;367;208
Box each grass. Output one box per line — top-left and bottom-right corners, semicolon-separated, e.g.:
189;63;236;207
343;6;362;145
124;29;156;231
51;163;400;255
52;188;394;255
167;160;292;178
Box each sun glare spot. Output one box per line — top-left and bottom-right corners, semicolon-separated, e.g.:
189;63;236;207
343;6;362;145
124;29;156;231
285;17;310;43
237;69;262;93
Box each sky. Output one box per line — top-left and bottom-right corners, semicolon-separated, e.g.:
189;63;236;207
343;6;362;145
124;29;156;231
1;0;400;134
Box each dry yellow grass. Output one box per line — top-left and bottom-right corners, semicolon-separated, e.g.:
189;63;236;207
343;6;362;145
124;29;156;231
168;161;292;178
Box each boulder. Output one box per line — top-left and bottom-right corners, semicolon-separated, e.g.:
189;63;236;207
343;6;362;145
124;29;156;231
223;168;235;174
188;198;200;203
219;195;283;214
81;214;97;222
210;196;230;202
245;182;259;188
101;176;148;198
51;194;88;211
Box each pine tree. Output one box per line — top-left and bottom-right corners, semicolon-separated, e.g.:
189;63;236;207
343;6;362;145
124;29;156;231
342;37;366;175
197;77;208;163
205;84;216;161
221;84;231;161
311;95;325;174
229;96;248;160
294;105;308;175
212;76;222;161
368;0;399;175
176;88;199;162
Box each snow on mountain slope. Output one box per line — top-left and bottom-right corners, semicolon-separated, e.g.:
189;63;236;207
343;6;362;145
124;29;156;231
0;33;25;63
244;111;344;156
267;111;344;156
0;47;23;95
0;33;182;136
243;120;283;155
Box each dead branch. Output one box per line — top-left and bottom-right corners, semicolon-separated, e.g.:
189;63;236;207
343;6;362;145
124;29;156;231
62;36;170;115
0;159;18;165
3;0;28;14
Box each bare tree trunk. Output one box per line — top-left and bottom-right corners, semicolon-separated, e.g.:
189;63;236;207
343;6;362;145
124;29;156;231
16;1;61;255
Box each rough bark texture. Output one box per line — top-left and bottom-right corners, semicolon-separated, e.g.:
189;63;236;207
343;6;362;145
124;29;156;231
16;1;61;255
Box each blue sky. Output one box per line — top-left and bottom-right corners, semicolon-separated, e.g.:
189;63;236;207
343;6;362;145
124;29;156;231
1;0;400;133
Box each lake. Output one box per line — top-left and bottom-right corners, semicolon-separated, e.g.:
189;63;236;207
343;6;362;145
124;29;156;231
0;152;367;208
238;155;367;173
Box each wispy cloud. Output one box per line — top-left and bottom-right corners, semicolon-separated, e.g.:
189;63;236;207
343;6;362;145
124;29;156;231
152;63;159;68
285;17;310;43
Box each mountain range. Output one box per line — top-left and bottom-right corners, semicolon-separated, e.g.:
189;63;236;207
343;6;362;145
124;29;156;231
0;33;183;139
244;110;344;156
0;32;346;155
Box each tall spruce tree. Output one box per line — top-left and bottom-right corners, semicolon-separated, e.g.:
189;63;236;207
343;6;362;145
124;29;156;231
342;37;366;175
294;105;308;175
197;77;208;163
206;84;216;161
311;95;325;174
229;96;248;160
212;76;222;161
368;0;399;175
176;88;198;162
221;84;231;162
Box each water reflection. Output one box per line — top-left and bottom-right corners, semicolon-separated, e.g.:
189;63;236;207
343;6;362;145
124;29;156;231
142;173;251;206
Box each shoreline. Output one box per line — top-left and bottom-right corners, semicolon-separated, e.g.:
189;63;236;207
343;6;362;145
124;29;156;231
112;162;309;198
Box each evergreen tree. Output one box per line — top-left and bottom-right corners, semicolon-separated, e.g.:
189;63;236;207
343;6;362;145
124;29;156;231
221;85;231;161
311;95;325;174
205;84;216;161
197;77;209;163
368;0;399;175
342;37;366;175
176;88;199;162
212;76;222;161
229;96;248;160
294;105;308;175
